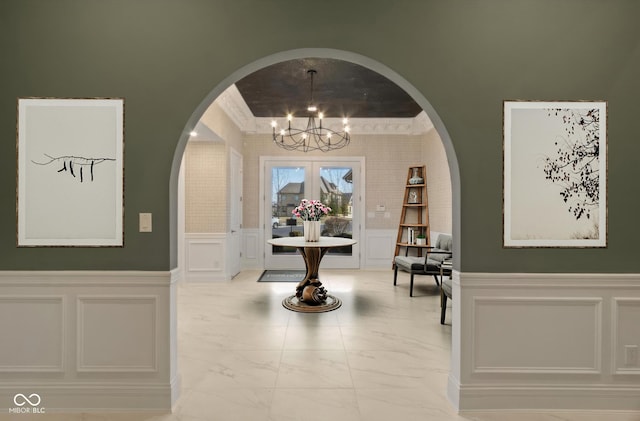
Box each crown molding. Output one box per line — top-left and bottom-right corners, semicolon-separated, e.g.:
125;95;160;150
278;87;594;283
215;84;257;133
216;84;434;136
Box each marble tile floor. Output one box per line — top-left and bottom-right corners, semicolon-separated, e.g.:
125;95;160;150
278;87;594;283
3;270;638;421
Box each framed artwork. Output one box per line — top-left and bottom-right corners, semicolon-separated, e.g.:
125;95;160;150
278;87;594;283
17;98;124;246
503;100;607;248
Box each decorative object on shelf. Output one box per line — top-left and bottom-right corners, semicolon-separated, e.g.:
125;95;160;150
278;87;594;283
408;190;419;204
408;167;424;184
292;199;331;242
416;234;426;245
503;100;607;248
271;69;351;152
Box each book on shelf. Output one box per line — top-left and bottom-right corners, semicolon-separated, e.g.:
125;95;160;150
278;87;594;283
407;227;414;245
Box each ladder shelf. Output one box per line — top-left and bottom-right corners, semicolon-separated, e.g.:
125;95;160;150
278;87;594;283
393;165;430;268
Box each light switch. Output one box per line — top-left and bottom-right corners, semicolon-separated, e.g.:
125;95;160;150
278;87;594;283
139;213;152;232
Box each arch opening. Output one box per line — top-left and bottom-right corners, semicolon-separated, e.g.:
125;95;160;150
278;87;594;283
168;47;462;407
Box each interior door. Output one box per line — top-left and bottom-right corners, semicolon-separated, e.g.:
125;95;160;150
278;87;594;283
229;148;242;277
264;158;361;270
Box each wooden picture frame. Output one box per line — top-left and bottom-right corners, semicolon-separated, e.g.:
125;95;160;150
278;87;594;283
17;98;124;246
503;100;607;248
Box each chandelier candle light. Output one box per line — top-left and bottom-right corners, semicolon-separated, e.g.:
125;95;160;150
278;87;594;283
271;69;351;152
292;199;331;242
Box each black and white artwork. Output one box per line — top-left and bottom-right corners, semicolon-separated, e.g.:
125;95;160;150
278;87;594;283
503;100;607;247
17;98;124;246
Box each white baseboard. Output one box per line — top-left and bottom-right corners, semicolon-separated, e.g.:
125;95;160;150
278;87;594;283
0;383;173;413
456;384;640;411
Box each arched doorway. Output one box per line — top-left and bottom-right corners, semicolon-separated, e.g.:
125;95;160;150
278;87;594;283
169;48;461;407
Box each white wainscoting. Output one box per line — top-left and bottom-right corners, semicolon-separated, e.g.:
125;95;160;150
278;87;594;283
612;297;640;375
363;229;396;269
449;272;640;411
241;228;263;270
184;233;227;282
0;296;65;372
241;228;398;270
77;296;158;372
0;271;177;412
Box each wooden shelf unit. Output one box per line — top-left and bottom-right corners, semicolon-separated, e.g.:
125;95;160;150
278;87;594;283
393;165;430;267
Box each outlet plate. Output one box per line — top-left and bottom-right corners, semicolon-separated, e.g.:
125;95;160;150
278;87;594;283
624;345;638;366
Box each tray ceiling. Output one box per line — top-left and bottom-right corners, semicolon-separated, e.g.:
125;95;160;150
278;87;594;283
235;58;422;119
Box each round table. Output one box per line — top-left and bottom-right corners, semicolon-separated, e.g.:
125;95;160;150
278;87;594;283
267;236;357;313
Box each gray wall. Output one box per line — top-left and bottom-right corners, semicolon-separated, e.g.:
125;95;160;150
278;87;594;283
1;0;638;272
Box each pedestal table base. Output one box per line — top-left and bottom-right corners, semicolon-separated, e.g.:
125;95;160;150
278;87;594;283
282;294;342;313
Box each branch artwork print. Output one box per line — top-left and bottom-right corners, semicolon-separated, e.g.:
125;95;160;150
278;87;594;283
542;108;600;222
31;154;115;183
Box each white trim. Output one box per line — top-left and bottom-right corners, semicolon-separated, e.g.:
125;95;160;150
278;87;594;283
0;271;172;287
0;383;173;412
459;271;640;288
456;384;640;412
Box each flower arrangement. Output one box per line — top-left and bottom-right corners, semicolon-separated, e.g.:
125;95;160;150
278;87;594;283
292;199;331;221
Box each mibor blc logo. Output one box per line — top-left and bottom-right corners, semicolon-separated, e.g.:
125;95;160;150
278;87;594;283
10;393;45;414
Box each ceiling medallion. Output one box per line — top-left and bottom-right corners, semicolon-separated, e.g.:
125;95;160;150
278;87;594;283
271;69;350;152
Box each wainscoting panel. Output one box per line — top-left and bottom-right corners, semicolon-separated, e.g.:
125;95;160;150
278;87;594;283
0;296;65;372
472;297;602;374
364;229;396;269
612;297;640;375
185;233;227;281
0;271;175;412
241;228;262;270
450;272;640;411
77;296;157;372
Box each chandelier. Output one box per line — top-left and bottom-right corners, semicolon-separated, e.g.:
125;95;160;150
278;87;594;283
271;69;350;152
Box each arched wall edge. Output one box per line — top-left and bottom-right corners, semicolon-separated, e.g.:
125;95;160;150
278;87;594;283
169;48;461;270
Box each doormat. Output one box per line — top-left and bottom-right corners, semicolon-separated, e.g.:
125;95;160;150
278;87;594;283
257;270;306;282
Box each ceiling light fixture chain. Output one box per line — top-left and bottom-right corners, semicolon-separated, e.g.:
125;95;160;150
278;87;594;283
271;69;350;152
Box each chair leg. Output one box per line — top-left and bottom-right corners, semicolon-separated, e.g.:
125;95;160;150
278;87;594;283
409;273;414;297
440;289;447;324
393;266;398;285
433;274;440;286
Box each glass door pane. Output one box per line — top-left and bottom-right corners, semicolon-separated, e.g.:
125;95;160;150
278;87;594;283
319;166;353;256
266;165;307;269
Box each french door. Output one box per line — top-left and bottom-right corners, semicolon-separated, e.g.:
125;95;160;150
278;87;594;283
263;157;362;269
